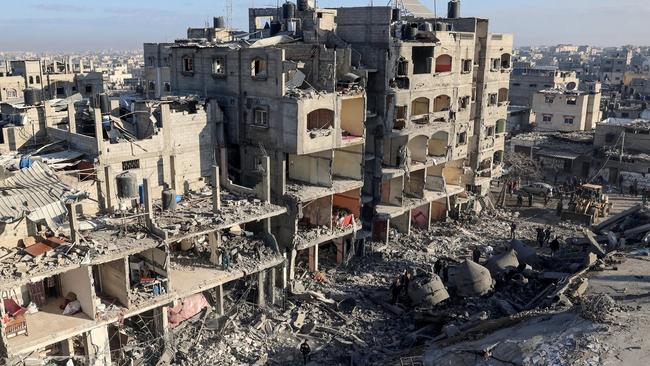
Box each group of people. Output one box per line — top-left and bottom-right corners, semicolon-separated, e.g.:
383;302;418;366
536;226;561;254
389;269;414;305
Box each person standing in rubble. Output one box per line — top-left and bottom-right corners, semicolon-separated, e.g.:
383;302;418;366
390;276;402;304
516;194;523;208
401;269;412;296
510;222;517;239
544;227;552;245
556;198;564;216
550;237;561;256
536;227;545;248
528;193;533;207
300;340;311;365
472;246;481;263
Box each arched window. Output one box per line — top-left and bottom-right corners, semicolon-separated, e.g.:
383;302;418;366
496;119;506;134
428;131;449;157
406;135;429;163
35;75;41;84
493;150;504;164
29;76;34;84
6;89;17;98
411;97;430;116
433;95;451;112
435;55;452;73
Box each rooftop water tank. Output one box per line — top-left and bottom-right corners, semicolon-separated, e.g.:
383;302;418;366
116;172;138;199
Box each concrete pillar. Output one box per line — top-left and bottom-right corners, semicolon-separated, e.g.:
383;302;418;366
308;245;319;273
257;271;266;308
216;284;225;316
279;155;287;196
219;147;228;185
209;231;221;265
281;252;288;289
103;166;113;213
392;211;411;235
212;165;221;213
87;325;112;366
93;108;103;152
259;156;271;202
334;238;346;264
169;155;177;191
289;249;297;281
66;202;79;244
67;102;76;134
143;178;153;230
267;268;276;305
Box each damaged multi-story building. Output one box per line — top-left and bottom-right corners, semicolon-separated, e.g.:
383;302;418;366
1;1;512;363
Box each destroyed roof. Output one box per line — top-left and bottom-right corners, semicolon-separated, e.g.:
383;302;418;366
0;161;81;223
599;117;650;129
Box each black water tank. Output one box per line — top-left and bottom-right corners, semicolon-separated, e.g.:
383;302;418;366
214;16;225;29
283;2;296;19
270;20;282;36
116;172;138;198
23;88;42;106
99;94;110;114
297;0;312;11
162;188;177;211
448;0;460;19
391;8;401;22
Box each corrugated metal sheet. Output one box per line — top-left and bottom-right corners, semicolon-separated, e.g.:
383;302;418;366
0;161;76;223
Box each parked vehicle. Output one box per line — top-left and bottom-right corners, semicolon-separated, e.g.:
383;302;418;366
520;182;554;197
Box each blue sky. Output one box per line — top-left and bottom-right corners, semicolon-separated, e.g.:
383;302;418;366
1;0;648;52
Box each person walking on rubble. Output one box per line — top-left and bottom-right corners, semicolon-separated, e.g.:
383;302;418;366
550;237;561;256
528;193;533;207
510;222;517;240
544;227;552;245
390;277;402;304
401;270;413;296
516;194;523;208
300;340;311;365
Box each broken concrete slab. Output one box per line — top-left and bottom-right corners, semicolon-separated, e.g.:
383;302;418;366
485;249;520;275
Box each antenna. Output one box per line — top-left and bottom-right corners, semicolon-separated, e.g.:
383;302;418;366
225;0;233;29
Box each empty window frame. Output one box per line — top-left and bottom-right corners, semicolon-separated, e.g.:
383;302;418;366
458;96;470;110
252;107;269;127
412;47;433;74
122;159;140;170
457;132;467;145
212;57;226;76
544;96;554;104
564;116;575;125
491;58;500;71
488;93;498;106
251;57;267;79
164;82;171;92
566;96;578;105
435;54;453;73
182;56;194;73
461;59;472;73
542;114;553;123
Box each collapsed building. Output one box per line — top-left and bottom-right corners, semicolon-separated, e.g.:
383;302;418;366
1;0;513;364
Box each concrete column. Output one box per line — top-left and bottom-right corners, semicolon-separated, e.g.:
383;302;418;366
257;271;266;308
334;238;346;264
279;155;287;196
267;268;276;305
289;249;297;281
169;155;177;191
209;231;221;265
281;252;288;289
87;325;112;366
93;108;103;152
216;284;225;316
66;202;79;244
219;147;228;185
212;165;221;213
67;103;76;134
308;245;319;272
143;178;153;230
259;156;271;202
103;166;113;213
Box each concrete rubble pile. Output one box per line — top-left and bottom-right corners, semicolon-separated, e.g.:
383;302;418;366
165;208;616;365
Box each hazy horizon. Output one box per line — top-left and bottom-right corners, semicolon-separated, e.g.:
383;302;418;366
1;0;648;52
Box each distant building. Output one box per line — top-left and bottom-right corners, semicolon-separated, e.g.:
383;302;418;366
532;82;602;132
509;67;578;106
599;49;632;84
